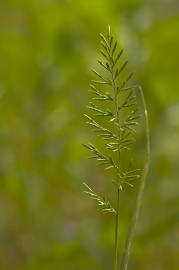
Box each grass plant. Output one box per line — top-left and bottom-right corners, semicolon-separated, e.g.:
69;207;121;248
83;27;150;270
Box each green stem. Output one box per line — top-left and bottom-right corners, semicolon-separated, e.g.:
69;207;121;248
114;188;120;270
120;86;151;270
113;74;121;270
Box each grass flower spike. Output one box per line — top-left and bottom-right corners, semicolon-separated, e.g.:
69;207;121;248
83;26;150;270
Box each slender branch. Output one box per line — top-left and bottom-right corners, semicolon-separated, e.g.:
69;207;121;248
120;86;150;270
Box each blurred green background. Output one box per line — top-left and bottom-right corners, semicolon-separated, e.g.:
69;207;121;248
0;0;179;269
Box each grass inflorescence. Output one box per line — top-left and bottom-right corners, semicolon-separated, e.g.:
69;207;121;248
83;26;150;270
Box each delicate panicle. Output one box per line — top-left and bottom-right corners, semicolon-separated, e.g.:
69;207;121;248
84;26;139;267
84;27;140;189
83;27;150;270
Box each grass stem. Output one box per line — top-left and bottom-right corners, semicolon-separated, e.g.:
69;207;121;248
114;188;120;270
120;86;150;270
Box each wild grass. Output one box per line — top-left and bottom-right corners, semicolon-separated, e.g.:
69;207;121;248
83;26;150;270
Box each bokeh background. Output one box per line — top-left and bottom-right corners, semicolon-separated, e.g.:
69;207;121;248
0;0;179;269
